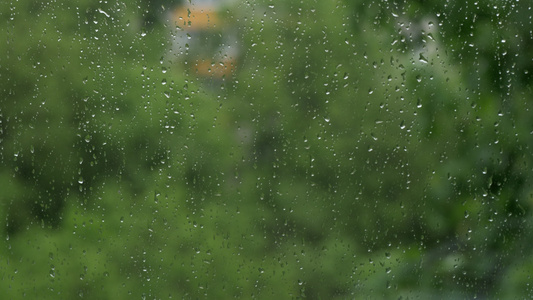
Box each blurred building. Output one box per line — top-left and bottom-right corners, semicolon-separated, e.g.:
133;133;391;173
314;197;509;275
168;0;239;79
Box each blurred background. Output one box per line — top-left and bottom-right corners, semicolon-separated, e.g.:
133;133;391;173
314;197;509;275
1;0;533;298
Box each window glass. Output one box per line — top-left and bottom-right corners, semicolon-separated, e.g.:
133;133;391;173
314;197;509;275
1;0;532;298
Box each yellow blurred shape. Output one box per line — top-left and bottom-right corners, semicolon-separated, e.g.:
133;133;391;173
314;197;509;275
172;6;220;30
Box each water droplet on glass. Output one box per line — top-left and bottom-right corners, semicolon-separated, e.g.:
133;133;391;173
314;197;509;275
419;53;428;64
400;120;406;129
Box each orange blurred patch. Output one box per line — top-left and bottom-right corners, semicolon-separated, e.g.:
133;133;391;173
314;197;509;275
193;58;237;78
172;6;220;30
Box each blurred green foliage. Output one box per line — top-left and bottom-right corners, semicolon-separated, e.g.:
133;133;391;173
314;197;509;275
1;0;532;298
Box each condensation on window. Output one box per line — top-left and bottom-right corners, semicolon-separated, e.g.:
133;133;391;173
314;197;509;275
1;0;532;298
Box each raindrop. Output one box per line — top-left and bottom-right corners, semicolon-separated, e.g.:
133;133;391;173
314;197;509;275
419;53;428;64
